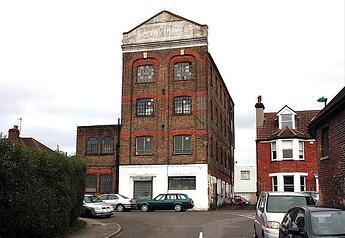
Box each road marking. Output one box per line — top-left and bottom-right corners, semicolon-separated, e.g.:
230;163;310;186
199;231;203;238
238;214;256;220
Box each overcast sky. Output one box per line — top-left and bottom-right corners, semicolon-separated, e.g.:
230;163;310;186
0;0;344;165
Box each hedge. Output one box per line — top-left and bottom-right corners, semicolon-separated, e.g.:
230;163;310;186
0;139;86;237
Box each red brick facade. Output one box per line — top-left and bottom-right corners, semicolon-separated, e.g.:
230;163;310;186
120;47;235;185
256;99;319;196
309;87;345;208
76;125;120;194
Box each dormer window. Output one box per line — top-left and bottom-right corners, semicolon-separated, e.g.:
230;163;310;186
277;106;296;129
281;114;293;128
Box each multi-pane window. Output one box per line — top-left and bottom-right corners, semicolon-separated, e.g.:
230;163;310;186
174;135;192;154
321;127;329;157
136;98;154;116
300;176;306;191
100;175;112;194
168;176;196;190
85;174;97;193
241;171;250;180
101;137;114;155
284;176;294;192
282;140;293;159
136;136;153;155
281;114;293;128
272;176;278;191
299;141;304;159
86;138;98;155
174;62;192;80
271;141;277;160
137;65;154;83
174;96;192;115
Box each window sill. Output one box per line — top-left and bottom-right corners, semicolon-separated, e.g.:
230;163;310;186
320;156;329;161
136;81;155;84
136;153;154;156
173;113;192;116
136;115;155;117
173;152;193;155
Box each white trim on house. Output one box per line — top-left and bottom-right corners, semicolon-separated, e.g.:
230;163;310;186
277;106;297;129
269;172;308;192
270;139;309;161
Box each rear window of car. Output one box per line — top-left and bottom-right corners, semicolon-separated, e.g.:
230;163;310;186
266;195;315;213
311;210;345;235
177;194;187;200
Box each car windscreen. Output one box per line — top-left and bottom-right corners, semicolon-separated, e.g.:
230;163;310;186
266;195;315;213
118;194;129;199
311;210;345;236
84;196;103;203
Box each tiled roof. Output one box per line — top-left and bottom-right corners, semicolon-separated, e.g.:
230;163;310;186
257;110;320;141
18;137;53;152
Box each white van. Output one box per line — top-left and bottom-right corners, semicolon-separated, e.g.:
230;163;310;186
254;192;316;238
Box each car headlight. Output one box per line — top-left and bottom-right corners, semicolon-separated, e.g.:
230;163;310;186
267;221;280;229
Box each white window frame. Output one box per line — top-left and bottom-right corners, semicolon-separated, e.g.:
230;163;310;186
282;140;293;159
277;107;296;129
240;171;250;180
269;173;308;192
271;141;277;161
299;141;305;160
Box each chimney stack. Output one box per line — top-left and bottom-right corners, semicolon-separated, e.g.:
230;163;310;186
8;125;20;141
255;96;265;127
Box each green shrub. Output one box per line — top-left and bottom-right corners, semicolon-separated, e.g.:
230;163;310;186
0;139;86;237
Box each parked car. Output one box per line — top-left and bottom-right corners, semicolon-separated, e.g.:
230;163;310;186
279;206;345;238
231;195;251;206
98;194;136;212
254;192;316;238
302;191;320;205
137;193;194;212
80;194;114;218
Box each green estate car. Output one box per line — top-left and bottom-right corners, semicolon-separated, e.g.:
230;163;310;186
137;193;194;212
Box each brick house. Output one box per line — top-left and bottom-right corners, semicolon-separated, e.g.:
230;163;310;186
119;11;235;210
76;124;120;194
255;96;319;196
308;86;345;208
7;125;53;152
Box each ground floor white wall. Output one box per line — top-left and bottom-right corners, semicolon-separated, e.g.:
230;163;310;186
119;164;233;210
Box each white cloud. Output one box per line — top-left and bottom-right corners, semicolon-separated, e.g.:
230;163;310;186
0;0;344;161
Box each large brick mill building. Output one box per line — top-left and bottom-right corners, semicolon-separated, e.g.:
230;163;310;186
255;96;319;196
309;86;345;208
119;11;235;210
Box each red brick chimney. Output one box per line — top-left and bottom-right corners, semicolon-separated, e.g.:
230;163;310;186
255;96;265;127
8;125;20;141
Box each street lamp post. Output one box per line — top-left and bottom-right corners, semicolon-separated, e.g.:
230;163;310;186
317;97;327;107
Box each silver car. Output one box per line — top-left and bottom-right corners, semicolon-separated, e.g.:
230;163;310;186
98;194;136;212
254;192;316;238
80;194;114;218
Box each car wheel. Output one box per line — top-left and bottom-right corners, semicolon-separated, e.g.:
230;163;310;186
174;204;183;212
85;209;93;218
116;204;125;212
141;204;149;212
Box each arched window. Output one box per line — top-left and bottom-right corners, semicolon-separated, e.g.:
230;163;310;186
174;62;192;80
86;138;98;155
101;137;114;155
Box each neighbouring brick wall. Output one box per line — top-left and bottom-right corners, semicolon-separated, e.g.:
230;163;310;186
315;108;345;208
76;125;120;193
